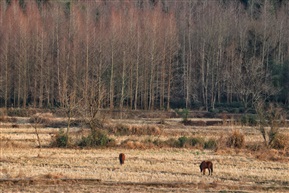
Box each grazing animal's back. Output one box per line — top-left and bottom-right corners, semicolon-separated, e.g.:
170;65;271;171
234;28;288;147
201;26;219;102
119;153;125;165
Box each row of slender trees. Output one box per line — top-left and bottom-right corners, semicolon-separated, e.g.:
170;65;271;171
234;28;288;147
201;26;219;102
0;0;289;111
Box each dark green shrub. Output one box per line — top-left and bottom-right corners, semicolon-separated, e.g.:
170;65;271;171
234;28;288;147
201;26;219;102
51;129;70;147
56;134;69;147
204;138;217;149
189;137;205;147
78;130;112;147
178;136;188;147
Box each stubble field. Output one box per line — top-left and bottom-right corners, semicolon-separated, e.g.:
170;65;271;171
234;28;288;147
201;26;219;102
1;116;289;192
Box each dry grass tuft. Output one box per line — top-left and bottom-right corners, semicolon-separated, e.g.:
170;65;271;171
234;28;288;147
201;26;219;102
121;139;146;149
255;148;288;161
226;130;245;148
270;133;289;150
0;137;30;149
246;142;264;151
215;147;239;155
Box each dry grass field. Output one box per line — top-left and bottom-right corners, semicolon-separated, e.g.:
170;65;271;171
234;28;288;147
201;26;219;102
1;116;289;192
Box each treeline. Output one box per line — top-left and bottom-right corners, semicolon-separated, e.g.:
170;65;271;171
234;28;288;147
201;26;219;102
0;0;289;112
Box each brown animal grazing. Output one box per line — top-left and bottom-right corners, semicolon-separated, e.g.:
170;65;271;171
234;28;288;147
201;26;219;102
200;161;213;175
119;153;125;165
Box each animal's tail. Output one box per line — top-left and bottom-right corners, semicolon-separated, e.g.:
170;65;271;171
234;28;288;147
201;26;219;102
211;164;213;173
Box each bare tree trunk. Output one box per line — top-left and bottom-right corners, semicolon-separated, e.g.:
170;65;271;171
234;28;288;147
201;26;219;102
120;51;126;110
134;24;140;110
39;28;44;108
110;46;114;110
200;41;207;110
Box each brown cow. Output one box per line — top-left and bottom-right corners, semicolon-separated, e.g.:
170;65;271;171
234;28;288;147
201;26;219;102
119;153;125;165
200;161;213;175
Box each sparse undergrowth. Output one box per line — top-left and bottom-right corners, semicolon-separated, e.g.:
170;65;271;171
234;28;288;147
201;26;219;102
1;108;288;160
78;130;115;147
48;122;288;155
107;123;163;136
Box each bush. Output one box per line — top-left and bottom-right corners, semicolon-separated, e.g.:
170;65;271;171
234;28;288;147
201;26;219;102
226;130;245;148
189;137;205;147
178;136;189;147
56;134;69;147
50;129;70;147
176;136;205;148
256;102;285;148
78;130;113;147
204;138;217;149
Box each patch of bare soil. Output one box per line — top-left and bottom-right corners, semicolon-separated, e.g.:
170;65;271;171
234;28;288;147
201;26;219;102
2;178;289;193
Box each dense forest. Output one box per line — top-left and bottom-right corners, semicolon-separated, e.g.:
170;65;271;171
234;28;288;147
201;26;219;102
0;0;289;112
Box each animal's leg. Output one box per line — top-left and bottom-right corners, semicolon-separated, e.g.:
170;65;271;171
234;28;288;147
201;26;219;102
209;168;213;175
